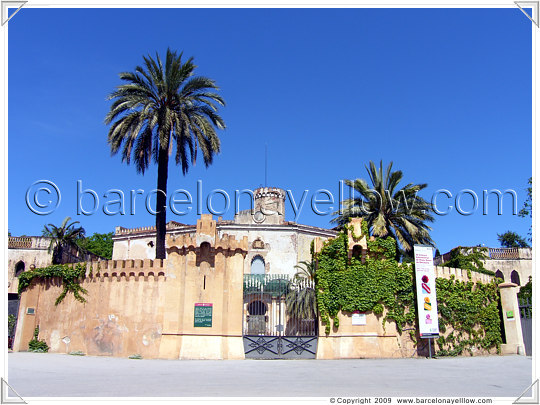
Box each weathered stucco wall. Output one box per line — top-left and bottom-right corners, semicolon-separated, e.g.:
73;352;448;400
13;260;168;358
14;215;249;360
113;224;333;276
220;228;299;276
8;250;51;294
8;236;104;294
15;216;512;360
159;227;247;360
434;266;494;284
317;310;409;359
483;259;531;286
111;236;157;260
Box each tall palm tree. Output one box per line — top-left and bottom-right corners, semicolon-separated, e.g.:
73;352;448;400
105;49;226;259
332;160;434;254
42;217;86;264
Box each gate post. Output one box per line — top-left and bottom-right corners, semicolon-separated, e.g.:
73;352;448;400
498;282;525;355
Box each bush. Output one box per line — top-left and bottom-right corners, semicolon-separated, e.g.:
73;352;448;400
28;326;49;353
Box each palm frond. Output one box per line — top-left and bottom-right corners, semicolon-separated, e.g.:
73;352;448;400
333;160;435;255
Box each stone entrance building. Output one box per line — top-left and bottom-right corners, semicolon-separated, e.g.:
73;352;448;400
112;187;337;276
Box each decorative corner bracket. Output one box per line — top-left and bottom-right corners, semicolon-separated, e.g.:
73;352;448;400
1;1;26;26
515;1;540;27
514;379;539;404
0;378;25;404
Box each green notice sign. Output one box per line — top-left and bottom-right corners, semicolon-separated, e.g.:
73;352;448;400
194;303;213;327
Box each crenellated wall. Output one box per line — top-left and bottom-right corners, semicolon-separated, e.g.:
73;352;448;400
13;259;169;357
13;215;249;360
14;215;507;360
434;265;494;284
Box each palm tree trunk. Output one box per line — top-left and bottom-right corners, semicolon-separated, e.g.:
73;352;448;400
53;244;63;264
155;146;169;259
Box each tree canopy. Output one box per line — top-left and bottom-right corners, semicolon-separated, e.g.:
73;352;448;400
497;231;530;248
42;217;86;264
78;232;114;259
105;48;226;259
332;160;434;254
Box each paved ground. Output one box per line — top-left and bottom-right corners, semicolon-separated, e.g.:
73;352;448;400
6;353;533;398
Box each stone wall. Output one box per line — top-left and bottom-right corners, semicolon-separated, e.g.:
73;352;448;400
14;216;513;360
316;310;411;359
13;215;249;360
8;238;52;294
13;260;168;358
112;220;336;277
435;247;532;287
8;236;103;294
434;265;494;284
483;258;531;286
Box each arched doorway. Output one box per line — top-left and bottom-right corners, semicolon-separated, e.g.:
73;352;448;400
15;261;25;276
247;300;268;335
352;245;362;259
495;270;504;281
511;270;521;286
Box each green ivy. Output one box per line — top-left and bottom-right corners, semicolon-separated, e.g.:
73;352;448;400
518;276;532;300
28;326;49;353
441;246;495;277
18;263;88;305
315;226;502;356
435;276;502;356
8;314;16;336
315;226;416;335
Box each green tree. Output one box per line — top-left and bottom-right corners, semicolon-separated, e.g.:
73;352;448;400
78;232;114;259
518;177;532;218
286;261;318;331
292;260;316;282
332;160;434;254
105;49;226;259
518;177;532;242
42;217;86;264
497;231;530;248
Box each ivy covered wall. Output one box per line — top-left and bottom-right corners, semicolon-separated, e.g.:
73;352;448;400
314;224;502;356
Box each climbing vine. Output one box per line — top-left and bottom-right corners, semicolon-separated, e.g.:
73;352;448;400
436;276;502;356
315;224;416;335
18;263;88;305
441;246;495;277
518;276;532;300
315;225;502;355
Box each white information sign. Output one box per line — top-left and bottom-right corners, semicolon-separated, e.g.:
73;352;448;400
414;245;440;338
352;312;366;326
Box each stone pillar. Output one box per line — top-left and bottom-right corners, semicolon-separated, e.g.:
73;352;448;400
499;282;525;355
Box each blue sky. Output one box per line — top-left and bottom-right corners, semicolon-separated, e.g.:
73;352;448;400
8;7;532;254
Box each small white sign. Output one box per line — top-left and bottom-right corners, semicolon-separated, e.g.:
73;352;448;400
352;312;366;325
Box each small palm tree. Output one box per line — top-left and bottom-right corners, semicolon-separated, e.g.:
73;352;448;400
42;217;86;264
286;261;318;334
292;260;316;282
105;49;226;259
332;160;434;254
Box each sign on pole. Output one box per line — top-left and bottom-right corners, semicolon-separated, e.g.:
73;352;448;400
414;245;439;338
